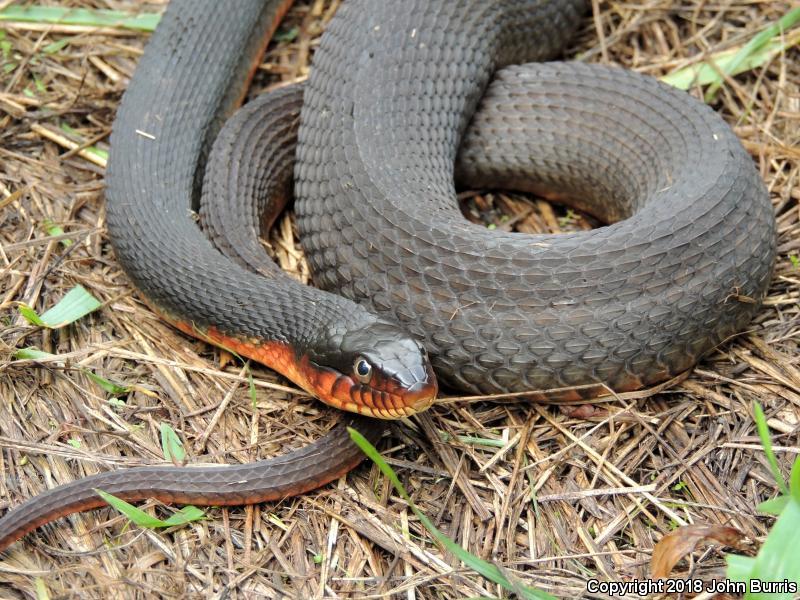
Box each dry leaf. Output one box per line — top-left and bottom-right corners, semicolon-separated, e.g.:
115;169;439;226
652;524;747;579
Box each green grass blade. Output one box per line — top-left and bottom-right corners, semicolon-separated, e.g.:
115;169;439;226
744;485;800;598
83;370;130;395
704;7;800;102
0;6;160;32
161;506;205;527
753;402;789;495
757;495;789;516
14;348;131;396
42;37;71;54
43;219;73;246
95;489;204;529
59;123;108;162
18;304;46;326
95;489;172;528
160;423;186;463
727;420;800;598
662;30;800;91
13;347;56;360
726;554;757;583
348;427;557;600
21;285;102;328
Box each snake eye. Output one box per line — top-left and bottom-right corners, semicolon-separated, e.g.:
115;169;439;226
353;357;372;383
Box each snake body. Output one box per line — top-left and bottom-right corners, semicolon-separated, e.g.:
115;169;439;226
0;0;775;551
293;0;775;396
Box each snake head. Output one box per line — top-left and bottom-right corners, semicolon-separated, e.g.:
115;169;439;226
303;321;437;419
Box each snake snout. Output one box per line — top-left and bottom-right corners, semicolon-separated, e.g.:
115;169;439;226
389;359;438;414
404;379;437;413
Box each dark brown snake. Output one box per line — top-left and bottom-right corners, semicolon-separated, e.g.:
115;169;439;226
0;0;776;552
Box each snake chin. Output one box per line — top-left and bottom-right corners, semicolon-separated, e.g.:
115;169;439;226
304;321;438;419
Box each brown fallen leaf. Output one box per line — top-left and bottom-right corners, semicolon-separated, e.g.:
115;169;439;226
651;524;748;579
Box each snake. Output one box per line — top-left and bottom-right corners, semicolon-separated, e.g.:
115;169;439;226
0;0;776;552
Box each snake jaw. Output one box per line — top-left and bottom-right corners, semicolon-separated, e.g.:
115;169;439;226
301;320;438;418
303;352;437;419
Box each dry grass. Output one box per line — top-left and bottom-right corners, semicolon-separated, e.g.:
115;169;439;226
0;1;798;598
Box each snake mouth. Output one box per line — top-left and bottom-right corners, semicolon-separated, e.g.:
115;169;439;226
350;364;438;418
323;359;438;419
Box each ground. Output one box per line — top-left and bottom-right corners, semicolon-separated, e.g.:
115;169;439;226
0;1;798;599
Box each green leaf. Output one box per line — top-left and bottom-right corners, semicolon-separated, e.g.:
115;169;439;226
67;438;81;449
161;506;205;527
13;347;57;360
160;423;186;463
0;6;161;32
348;427;557;600
662;30;800;91
95;489;204;529
43;219;73;246
95;489;171;528
743;490;800;599
15;347;132;398
728;440;800;598
83;370;130;395
753;402;789;495
727;553;757;584
790;254;800;269
757;495;789;516
704;7;800;102
18;304;45;326
58;124;108;162
42;37;71;54
790;456;800;504
27;285;102;328
86;147;108;161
